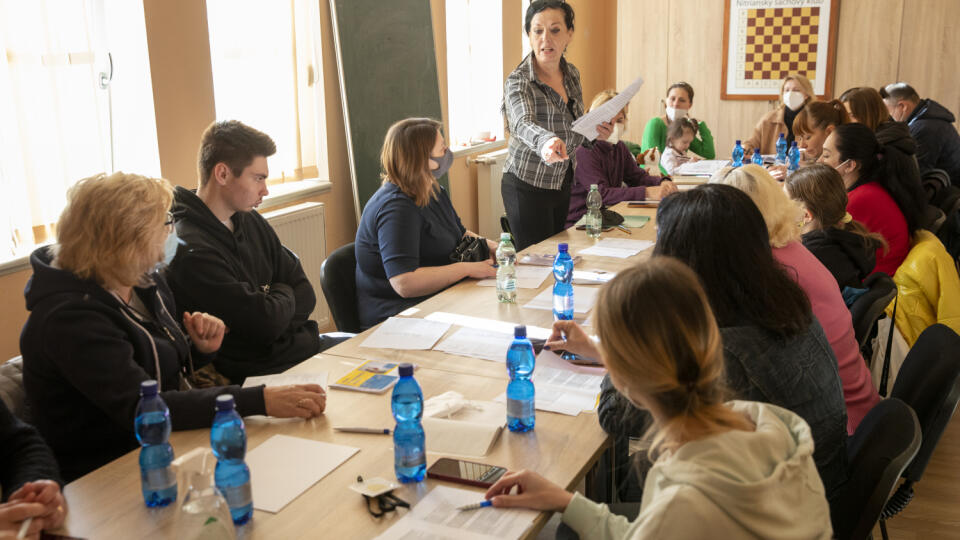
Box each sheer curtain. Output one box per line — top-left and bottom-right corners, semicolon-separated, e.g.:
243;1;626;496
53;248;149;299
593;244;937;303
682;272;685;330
0;0;159;260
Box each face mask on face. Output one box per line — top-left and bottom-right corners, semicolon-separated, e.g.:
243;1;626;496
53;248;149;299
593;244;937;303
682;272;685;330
430;148;454;179
162;229;183;265
665;106;687;122
606;123;625;145
783;91;806;111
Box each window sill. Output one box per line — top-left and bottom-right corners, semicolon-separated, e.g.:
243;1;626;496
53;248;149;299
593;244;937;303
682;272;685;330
258;179;332;211
451;140;507;159
0;180;333;277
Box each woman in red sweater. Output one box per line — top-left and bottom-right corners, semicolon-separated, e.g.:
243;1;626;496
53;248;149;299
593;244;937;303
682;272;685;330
818;123;926;276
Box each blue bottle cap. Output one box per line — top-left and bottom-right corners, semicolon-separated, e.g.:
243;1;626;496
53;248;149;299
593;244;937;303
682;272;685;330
398;363;414;377
514;325;527;338
791;141;797;146
558;243;568;253
755;148;761;153
140;380;158;397
215;394;235;411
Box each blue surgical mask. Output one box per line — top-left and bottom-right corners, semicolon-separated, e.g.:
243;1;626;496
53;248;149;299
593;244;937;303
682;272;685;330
430;148;454;179
163;229;183;265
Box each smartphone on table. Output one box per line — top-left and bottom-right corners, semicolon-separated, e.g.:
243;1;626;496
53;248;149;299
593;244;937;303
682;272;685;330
426;458;507;488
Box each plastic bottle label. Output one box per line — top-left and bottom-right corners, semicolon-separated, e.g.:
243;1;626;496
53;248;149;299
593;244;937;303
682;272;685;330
144;466;176;490
220;483;253;509
507;397;535;419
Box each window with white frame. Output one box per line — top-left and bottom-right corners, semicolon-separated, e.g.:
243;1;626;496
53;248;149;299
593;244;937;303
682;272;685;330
521;0;532;59
445;0;504;149
206;0;327;184
0;0;161;260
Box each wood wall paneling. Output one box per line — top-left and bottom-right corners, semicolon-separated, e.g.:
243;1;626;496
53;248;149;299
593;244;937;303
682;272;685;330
616;0;670;150
896;0;960;122
834;0;904;96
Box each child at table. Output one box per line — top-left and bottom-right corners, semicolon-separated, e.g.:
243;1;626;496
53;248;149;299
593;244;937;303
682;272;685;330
659;118;701;175
484;257;832;539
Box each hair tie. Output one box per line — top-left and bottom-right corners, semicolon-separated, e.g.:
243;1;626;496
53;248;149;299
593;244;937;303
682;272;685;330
842;212;853;224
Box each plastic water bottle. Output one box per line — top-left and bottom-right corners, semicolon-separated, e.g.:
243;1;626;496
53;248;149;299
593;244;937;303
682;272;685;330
392;364;426;483
775;133;787;165
732;140;744;167
752;148;764;166
788;141;801;174
553;243;574;320
210;395;253;525
135;380;177;508
175;449;236;540
506;325;536;432
495;233;517;303
585;184;602;238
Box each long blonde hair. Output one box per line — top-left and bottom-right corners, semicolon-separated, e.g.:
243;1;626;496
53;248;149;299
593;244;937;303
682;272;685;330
710;164;802;247
54;172;173;288
595;257;753;458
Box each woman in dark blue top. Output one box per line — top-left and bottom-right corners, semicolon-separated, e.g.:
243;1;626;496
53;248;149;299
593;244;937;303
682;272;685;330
355;118;497;329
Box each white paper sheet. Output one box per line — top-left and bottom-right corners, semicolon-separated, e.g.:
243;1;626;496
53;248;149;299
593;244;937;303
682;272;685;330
523;286;600;314
676;159;731;177
247;435;359;513
493;352;605;416
398;307;420;316
572;76;644;140
242;372;328;390
424;312;552;341
475;265;552;289
435;327;514;363
571;269;616;284
359;317;452;350
579;238;654;259
373;485;538;540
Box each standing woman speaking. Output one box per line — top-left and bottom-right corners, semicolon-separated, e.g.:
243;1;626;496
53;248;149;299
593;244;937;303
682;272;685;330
502;1;597;250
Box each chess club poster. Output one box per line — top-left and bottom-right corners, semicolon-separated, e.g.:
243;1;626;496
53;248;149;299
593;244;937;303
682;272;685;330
721;0;840;100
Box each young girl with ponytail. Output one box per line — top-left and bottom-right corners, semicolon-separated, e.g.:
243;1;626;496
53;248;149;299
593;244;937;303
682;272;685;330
786;164;887;289
484;257;833;539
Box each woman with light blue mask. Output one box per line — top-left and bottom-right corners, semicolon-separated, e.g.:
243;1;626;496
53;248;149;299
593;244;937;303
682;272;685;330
19;172;326;482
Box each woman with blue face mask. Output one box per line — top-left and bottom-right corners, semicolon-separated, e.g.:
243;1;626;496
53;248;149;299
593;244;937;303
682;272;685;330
354;118;497;329
743;74;815;157
20;172;327;482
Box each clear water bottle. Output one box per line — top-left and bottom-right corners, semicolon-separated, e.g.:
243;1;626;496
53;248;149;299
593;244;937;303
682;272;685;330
135;380;177;508
210;395;253;525
775;133;787;165
553;243;574;320
752;148;764;166
175;456;236;540
495;233;517;303
506;325;536;432
788;141;801;174
392;364;426;483
585;184;602;238
732;140;744;168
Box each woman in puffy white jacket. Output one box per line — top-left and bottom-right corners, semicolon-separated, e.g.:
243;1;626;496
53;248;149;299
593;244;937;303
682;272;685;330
484;257;833;539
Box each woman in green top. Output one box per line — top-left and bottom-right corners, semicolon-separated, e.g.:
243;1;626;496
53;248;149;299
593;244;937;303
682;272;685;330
641;82;715;175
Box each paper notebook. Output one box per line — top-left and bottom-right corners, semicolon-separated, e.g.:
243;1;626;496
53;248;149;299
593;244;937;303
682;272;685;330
422;395;506;457
329;361;400;393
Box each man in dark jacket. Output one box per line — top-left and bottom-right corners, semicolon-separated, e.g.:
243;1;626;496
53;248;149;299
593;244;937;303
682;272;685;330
882;83;960;186
168;120;339;383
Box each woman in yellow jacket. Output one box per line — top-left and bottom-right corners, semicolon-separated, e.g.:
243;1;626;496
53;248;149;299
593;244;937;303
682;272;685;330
888;230;960;346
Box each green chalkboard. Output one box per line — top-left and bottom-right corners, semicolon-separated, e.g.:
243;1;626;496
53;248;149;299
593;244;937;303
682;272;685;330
330;0;446;221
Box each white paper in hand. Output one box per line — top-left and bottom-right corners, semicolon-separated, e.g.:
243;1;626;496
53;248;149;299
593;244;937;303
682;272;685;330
572;76;644;140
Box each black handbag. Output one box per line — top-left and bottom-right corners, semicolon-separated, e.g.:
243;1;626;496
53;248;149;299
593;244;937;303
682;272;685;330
450;235;490;262
601;207;624;228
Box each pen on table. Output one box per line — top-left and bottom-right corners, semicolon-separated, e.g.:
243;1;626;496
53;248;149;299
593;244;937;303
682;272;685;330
16;517;32;540
457;500;493;511
616;224;631;234
334;427;391;434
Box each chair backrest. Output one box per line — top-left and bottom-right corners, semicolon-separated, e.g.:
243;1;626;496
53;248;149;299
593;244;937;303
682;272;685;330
319;242;361;333
849;273;897;349
922;168;950;206
834;398;921;540
890;323;960;482
921;205;947;234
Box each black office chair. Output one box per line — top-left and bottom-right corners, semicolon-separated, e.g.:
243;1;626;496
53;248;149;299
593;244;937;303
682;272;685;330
848;273;897;352
832;398;921;540
319;242;362;333
921;168;950;205
879;324;960;539
921;205;947;235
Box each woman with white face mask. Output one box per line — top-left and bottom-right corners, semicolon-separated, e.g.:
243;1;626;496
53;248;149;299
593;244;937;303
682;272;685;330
566;90;677;226
640;82;716;175
743;74;815;157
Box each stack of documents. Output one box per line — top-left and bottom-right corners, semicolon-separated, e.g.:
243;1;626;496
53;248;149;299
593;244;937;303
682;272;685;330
374;485;538;540
494;352;605;416
579;238;654;259
676;159;730;177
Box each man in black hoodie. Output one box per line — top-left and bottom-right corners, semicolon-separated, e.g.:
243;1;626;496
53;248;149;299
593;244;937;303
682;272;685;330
168;120;337;383
882;82;960;186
